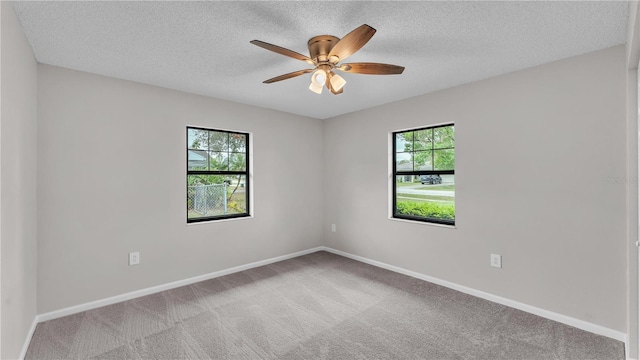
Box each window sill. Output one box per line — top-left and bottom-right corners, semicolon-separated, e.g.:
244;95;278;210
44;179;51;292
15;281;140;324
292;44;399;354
388;216;456;229
186;214;253;226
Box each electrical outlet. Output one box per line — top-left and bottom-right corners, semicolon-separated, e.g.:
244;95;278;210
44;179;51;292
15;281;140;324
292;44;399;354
331;224;336;232
490;254;502;268
129;252;140;266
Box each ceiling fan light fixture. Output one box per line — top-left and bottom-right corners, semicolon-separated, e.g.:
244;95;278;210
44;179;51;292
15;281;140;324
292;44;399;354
311;69;327;86
309;69;328;94
329;73;346;92
309;81;323;94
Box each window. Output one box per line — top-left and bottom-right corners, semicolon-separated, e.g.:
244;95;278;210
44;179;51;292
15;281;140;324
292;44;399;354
392;124;455;225
187;127;250;222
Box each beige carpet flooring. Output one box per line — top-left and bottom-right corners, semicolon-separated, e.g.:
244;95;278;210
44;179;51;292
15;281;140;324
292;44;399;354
25;251;624;359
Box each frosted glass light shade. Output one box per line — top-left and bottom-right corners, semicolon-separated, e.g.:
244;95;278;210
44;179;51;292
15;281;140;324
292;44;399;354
309;82;323;94
309;69;327;94
311;69;326;86
330;73;346;92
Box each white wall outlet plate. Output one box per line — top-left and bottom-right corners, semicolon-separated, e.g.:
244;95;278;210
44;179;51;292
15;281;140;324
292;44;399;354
490;253;502;268
129;251;140;266
331;224;336;232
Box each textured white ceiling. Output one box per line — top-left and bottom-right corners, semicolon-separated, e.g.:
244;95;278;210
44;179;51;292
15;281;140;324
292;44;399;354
11;1;629;119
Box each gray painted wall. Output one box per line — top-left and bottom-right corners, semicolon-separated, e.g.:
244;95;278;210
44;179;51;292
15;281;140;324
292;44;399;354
36;65;324;313
625;3;640;358
323;46;627;332
1;2;38;358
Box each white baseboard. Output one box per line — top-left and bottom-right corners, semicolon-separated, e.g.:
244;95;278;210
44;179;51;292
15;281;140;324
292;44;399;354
19;317;38;360
319;246;627;343
37;247;324;322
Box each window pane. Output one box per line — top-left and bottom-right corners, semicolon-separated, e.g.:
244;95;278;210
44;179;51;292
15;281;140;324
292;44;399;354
187;175;247;219
413;150;432;171
208;151;229;171
187;175;230;218
395;152;412;171
227;175;247;214
433;148;455;171
188;149;209;171
396;132;412;152
413;128;432;151
208;131;229;152
229;133;246;153
395;175;455;222
187;128;209;150
433;126;455;149
229;153;246;171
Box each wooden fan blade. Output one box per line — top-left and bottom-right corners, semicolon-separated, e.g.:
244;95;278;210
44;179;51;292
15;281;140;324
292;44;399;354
250;40;314;65
338;62;405;75
263;69;313;84
328;24;376;62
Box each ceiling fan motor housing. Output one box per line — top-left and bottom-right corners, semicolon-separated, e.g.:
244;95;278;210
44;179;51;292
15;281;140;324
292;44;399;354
307;35;340;64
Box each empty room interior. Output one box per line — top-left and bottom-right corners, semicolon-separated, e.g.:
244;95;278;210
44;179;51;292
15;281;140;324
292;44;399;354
2;1;640;359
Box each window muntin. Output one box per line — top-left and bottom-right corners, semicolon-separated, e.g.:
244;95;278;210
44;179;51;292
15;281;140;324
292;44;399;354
187;127;250;222
393;124;455;225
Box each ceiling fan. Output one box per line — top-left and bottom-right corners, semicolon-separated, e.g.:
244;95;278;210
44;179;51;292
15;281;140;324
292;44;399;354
250;24;404;95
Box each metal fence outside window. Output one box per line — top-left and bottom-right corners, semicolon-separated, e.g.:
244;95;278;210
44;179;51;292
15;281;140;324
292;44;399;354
187;183;227;216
